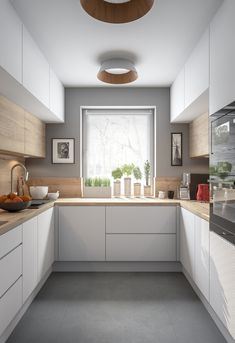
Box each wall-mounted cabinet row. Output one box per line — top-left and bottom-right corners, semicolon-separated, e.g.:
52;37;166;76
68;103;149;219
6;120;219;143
171;0;235;122
0;96;45;157
0;208;54;339
58;206;177;262
0;0;64;123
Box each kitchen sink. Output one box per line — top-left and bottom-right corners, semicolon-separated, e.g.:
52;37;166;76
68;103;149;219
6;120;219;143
0;221;8;226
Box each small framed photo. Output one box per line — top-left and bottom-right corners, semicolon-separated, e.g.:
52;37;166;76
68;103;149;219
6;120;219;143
171;133;182;166
52;138;75;164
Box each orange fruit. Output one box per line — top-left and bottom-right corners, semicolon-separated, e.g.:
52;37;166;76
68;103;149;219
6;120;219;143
20;195;31;202
0;195;7;203
4;198;12;203
8;193;17;200
12;197;23;203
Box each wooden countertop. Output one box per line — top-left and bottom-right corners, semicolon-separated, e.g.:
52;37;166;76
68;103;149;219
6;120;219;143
0;197;209;236
0;201;54;236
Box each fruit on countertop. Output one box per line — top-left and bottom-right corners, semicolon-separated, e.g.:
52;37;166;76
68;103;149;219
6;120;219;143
0;193;32;203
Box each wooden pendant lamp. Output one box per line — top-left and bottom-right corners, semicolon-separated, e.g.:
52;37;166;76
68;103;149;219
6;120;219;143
97;59;138;84
80;0;154;24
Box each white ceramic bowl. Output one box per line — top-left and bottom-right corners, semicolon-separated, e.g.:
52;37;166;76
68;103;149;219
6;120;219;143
30;186;48;199
47;191;59;200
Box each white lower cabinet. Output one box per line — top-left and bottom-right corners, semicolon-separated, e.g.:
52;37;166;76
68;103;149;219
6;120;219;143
37;208;54;280
22;217;38;303
0;277;22;336
106;234;176;261
180;208;195;279
58;206;105;261
210;232;235;339
194;216;209;301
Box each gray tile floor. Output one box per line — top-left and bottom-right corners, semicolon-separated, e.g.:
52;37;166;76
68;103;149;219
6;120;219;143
7;272;226;343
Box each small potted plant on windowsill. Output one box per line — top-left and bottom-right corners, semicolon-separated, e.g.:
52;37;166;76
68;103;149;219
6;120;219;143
121;163;134;197
83;177;111;198
133;166;142;197
112;167;123;197
144;160;152;197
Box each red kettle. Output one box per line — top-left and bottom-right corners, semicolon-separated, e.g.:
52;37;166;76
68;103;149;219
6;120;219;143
196;184;209;202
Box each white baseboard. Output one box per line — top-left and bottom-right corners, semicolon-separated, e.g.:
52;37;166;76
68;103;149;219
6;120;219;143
53;261;182;272
0;268;52;343
182;267;235;343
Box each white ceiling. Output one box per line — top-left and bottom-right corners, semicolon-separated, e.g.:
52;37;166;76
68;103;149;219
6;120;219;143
10;0;223;87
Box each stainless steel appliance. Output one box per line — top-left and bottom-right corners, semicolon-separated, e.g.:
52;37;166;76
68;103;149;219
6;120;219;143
210;101;235;245
180;173;209;200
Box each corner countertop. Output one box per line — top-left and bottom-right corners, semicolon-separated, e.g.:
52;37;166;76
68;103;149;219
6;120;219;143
0;197;209;237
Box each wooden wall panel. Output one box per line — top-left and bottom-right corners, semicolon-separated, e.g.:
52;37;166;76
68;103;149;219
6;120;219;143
24;111;45;158
0;96;24;155
155;177;181;199
189;112;209;158
0;155;25;194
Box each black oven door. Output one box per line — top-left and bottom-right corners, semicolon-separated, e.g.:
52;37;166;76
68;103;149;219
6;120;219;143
210;103;235;240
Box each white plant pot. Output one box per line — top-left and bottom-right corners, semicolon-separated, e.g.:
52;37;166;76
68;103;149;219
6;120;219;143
113;181;121;197
134;183;141;197
124;177;131;197
144;185;152;197
83;187;111;198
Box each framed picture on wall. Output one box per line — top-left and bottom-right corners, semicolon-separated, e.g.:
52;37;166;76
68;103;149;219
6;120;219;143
52;138;75;164
171;133;182;166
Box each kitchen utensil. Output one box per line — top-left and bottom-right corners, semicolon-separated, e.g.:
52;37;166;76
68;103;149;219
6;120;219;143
47;191;60;200
158;191;165;199
168;190;174;199
30;186;48;199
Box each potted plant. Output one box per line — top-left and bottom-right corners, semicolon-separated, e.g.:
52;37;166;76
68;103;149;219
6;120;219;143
144;160;152;196
133;166;142;197
83;177;111;198
121;163;134;197
112;167;123;197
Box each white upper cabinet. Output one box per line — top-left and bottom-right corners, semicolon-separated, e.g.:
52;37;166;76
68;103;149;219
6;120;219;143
0;0;22;83
170;67;185;122
210;0;235;115
23;26;50;108
185;29;209;109
50;68;64;122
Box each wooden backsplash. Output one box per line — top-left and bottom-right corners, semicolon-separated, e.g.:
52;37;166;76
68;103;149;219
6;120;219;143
0;154;25;194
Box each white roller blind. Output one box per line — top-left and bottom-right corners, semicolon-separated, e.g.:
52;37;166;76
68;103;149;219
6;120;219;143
81;107;155;181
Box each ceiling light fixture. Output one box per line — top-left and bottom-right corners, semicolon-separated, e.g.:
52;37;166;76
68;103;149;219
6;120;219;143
80;0;154;24
97;59;138;84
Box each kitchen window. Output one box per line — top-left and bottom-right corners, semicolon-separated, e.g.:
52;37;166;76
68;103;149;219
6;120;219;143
80;107;156;183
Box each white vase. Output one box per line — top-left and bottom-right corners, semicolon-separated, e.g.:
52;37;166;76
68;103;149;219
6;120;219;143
144;185;152;197
134;183;141;197
113;180;121;197
124;177;131;197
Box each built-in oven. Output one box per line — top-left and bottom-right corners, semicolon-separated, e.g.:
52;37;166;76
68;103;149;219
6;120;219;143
210;101;235;245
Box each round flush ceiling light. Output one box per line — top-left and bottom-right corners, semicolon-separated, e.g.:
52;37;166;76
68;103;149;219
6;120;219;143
97;59;138;84
80;0;154;24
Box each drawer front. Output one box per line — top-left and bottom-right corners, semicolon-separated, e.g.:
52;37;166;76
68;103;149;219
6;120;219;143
106;206;176;234
106;234;176;261
0;277;22;336
0;225;22;259
0;245;22;298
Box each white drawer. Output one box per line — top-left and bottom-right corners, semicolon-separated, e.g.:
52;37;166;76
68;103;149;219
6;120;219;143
0;225;22;259
0;277;22;336
0;245;22;298
106;234;176;261
106;206;176;234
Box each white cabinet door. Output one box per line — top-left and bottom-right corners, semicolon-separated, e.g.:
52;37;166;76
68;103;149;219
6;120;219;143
170;67;185;122
180;208;195;279
0;0;22;83
0;225;22;260
185;29;209;109
210;232;235;339
23;26;50;108
210;0;235;114
106;206;176;234
22;217;38;303
49;68;64;122
58;206;105;261
194;216;209;301
37;208;54;281
106;234;176;261
0;277;22;337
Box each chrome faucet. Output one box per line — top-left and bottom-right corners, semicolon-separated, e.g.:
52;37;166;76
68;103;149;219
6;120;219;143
11;163;29;193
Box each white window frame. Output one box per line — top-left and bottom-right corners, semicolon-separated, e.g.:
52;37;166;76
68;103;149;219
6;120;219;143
80;106;157;179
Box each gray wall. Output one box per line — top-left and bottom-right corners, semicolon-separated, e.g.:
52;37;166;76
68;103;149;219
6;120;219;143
26;87;209;178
